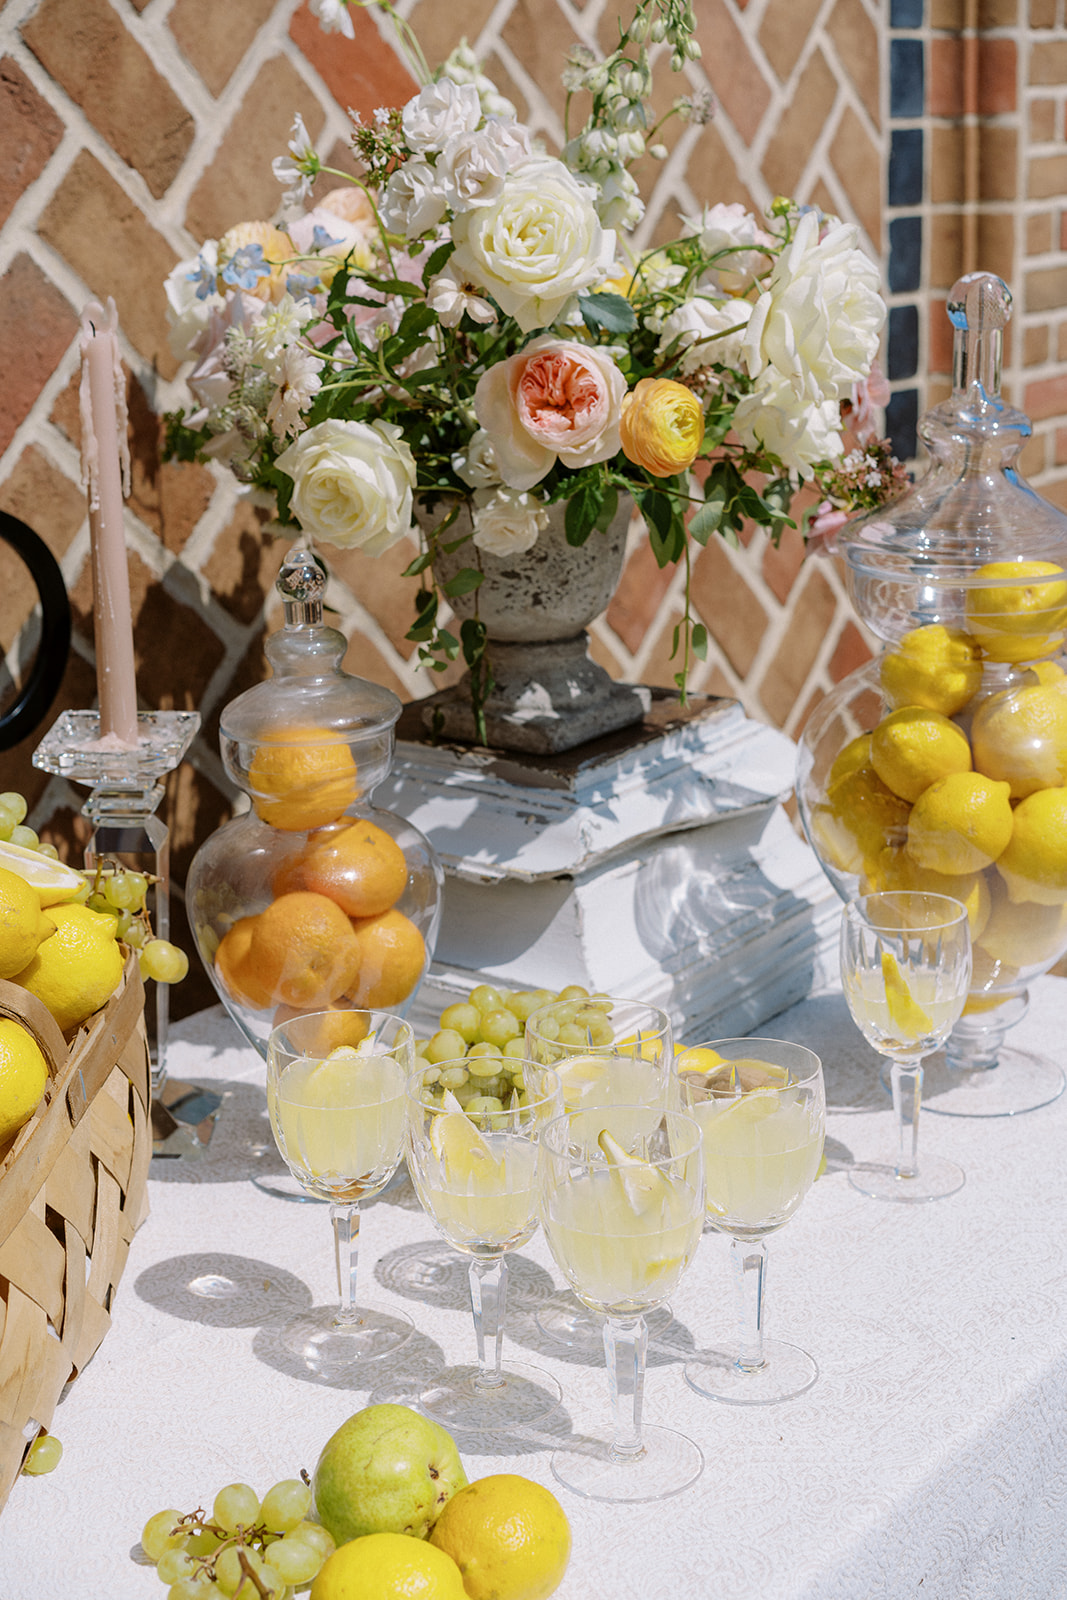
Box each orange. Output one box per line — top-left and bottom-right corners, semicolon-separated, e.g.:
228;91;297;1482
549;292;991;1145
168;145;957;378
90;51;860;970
245;892;362;1009
348;908;426;1009
272;1003;372;1052
247;726;359;832
215;915;273;1010
274;819;408;917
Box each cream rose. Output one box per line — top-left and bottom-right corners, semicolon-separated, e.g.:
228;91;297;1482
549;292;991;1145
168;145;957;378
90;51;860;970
656;297;753;376
741;211;886;405
471;488;549;556
474;336;627;490
733;370;844;479
451;157;616;333
275;418;416;555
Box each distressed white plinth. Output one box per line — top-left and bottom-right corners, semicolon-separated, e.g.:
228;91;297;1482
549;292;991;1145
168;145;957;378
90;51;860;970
377;692;842;1042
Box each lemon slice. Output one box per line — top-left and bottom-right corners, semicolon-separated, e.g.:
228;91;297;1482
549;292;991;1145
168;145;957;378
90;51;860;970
555;1054;607;1107
702;1086;782;1127
598;1128;670;1214
674;1046;727;1075
430;1097;503;1186
0;842;84;907
880;952;933;1040
615;1031;661;1062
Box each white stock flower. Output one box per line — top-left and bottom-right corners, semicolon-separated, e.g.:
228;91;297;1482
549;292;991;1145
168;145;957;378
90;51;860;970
275;418;416;555
426;264;497;327
272;114;319;207
266;343;324;439
681;202;774;291
452;429;501;489
379;159;448;238
450;156;616;334
733;370;844;479
741;211;886;404
402;77;482;154
310;0;354;38
471;487;549;555
656;296;753;376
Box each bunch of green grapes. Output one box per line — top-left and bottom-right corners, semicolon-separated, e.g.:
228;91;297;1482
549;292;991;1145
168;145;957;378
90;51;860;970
414;983;615;1113
141;1478;335;1599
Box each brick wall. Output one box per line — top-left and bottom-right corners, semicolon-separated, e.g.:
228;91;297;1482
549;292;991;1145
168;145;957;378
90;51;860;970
0;0;1064;1015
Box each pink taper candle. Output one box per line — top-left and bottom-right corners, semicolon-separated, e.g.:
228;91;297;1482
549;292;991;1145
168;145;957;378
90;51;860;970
79;298;138;748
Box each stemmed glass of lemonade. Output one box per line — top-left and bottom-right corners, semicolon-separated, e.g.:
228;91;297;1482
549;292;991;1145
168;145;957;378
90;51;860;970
679;1038;825;1404
406;1056;563;1432
266;1009;415;1375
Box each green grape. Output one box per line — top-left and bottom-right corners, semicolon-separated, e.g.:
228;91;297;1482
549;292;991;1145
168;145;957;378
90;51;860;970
141;1508;187;1561
114;910;135;940
140;939;190;984
167;1575;219;1600
464;1094;504;1118
213;1482;260;1534
469;984;505;1014
438;1002;481;1044
36;842;60;861
87;891;117;918
292;1522;335;1560
467;1054;503;1081
9;824;38;850
21;1434;63;1475
262;1531;322;1584
260;1478;312;1533
466;1040;502;1060
480;1008;521;1048
123;919;147;950
556;1022;591;1048
424;1028;468;1064
0;790;27;830
157;1546;197;1584
104;870;148;911
558;984;589;1001
185;1528;222;1558
531;1014;560;1042
71;878;92;905
501;1037;527;1060
503;990;543;1023
212;1547;244;1596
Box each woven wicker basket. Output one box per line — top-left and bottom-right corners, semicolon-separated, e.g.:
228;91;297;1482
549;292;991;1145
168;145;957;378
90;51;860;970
0;956;150;1506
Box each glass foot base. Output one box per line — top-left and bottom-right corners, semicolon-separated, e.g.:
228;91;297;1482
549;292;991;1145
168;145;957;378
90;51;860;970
534;1296;673;1350
280;1303;413;1375
849;1154;965;1202
921;1047;1066;1119
684;1339;818;1405
251;1172;327;1203
420;1362;561;1432
551;1424;703;1502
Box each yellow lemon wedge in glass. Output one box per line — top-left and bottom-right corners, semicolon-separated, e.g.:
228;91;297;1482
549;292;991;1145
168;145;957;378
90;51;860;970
554;1054;607;1107
430;1096;504;1187
597;1128;670;1214
880;951;933;1040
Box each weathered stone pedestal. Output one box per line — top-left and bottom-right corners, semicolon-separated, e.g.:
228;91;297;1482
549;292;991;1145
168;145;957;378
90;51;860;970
377;691;841;1044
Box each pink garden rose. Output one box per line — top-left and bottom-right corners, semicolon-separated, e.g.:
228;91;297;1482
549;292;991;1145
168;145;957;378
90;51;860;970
474;336;627;491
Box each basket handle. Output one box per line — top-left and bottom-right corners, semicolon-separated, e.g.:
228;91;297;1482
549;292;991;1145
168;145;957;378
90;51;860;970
0;979;69;1077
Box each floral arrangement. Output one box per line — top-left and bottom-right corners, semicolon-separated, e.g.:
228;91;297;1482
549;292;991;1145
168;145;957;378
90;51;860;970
164;0;902;738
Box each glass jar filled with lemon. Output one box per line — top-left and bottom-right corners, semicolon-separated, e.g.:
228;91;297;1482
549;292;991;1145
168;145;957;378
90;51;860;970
187;549;443;1057
797;274;1067;1112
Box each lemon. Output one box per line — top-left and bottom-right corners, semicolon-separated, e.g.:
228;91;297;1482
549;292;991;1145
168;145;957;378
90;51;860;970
863;850;992;940
0;840;84;907
0;1018;49;1144
428;1475;571;1600
811;764;912;877
598;1127;671;1213
869;706;972;803
970;679;1067;798
0;865;51;981
964;560;1067;663
674;1046;727;1076
1029;659;1065;686
248;725;359;833
996;786;1067;905
12;902;125;1034
310;1532;467;1600
702;1085;781;1125
906;772;1013;875
430;1099;504;1186
976;876;1067;968
553;1054;607;1107
880;625;984;716
880;951;933;1039
828;732;874;786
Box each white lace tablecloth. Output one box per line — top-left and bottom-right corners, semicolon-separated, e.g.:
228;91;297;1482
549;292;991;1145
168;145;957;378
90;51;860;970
5;978;1067;1599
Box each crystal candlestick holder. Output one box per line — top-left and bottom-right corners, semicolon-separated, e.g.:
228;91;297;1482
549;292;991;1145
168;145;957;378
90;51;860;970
33;709;215;1156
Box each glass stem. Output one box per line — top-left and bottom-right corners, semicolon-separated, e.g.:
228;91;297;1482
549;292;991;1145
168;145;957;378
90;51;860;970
331;1202;361;1326
603;1314;647;1462
734;1236;768;1372
890;1058;922;1179
469;1255;508;1392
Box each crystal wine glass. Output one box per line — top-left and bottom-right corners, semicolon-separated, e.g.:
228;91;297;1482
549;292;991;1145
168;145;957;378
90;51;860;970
266;1009;416;1375
539;1106;705;1502
679;1038;825;1404
841;890;972;1201
405;1058;563;1432
524;995;676;1346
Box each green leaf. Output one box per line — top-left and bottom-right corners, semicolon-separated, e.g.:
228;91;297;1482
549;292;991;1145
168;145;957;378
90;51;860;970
578;291;638;335
406;590;438;642
691;623;708;660
402;551;434;577
593;483;619;534
564;480;603;546
688;486;727;546
423;240;455;283
442;567;484;598
638;488;685;566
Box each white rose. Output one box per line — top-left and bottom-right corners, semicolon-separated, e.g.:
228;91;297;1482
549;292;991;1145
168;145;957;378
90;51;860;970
451;156;616;333
471;487;549;555
452;429;502;489
741;211;886;404
275;418;416;555
438;121;530;210
402;78;482;154
378;160;447;239
681;202;774;291
656;296;753;376
733;370;844;479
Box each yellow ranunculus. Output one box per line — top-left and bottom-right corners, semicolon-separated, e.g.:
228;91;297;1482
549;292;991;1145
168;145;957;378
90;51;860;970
620;377;705;478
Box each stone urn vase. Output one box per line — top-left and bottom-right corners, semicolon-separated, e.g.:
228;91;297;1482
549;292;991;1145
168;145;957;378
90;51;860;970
417;495;650;754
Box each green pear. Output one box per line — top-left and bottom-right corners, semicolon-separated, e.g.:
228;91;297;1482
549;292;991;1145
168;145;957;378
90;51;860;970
312;1403;467;1545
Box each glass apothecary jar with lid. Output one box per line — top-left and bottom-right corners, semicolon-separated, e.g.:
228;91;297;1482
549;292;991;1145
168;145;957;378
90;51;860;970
187;548;444;1058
